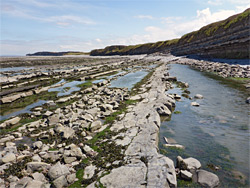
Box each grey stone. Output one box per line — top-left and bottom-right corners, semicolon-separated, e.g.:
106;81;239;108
183;157;201;170
26;162;51;173
180;170;193;181
33;141;43;149
56;126;75;139
48;162;70;180
32;172;47;182
197;170;220;188
53;175;68;188
191;102;200;107
25;180;43;188
15;177;33;188
194;94;204;99
66;173;76;184
83;165;97;180
100;165;147;188
90;121;102;131
1;152;16;163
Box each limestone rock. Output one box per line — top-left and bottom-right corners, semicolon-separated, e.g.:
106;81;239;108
48;162;70;180
83;165;97;180
53;175;68;188
180;170;193;181
191;102;200;107
1;152;16;163
26;162;51;173
100;164;147;188
194;94;204;99
197;170;220;188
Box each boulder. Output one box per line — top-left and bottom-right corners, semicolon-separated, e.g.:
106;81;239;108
180;170;193;180
191;102;200;107
197;170;220;188
48;114;60;126
194;94;204;99
156;104;171;116
48;162;70;180
177;156;201;170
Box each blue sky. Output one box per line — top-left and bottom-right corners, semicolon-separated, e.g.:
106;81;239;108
1;0;249;55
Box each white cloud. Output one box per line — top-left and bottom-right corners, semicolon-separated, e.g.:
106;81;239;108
43;15;96;26
208;0;223;5
135;15;153;20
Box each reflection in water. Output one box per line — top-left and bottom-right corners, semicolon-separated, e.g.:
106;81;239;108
48;80;84;96
160;64;249;187
109;70;148;90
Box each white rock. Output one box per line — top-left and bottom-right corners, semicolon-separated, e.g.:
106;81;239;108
83;165;97;180
180;170;193;180
191;102;200;107
48;162;70;180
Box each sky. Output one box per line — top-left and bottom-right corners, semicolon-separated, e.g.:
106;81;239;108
0;0;250;56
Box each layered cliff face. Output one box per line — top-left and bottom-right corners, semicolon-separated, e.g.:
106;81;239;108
90;8;250;59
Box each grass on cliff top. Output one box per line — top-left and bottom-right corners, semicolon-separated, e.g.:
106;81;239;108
181;8;250;42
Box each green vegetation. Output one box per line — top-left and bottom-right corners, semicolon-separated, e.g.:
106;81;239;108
90;9;249;58
77;81;93;89
174;111;182;114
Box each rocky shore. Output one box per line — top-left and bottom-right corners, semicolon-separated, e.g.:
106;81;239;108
0;55;227;188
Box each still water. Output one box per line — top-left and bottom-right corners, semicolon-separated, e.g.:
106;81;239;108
109;70;148;90
160;64;249;187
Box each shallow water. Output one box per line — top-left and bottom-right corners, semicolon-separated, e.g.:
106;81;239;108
109;70;148;90
160;64;249;187
48;80;84;97
0;67;33;72
0;100;47;121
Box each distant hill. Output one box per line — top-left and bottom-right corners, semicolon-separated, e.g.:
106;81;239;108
90;8;250;59
26;51;89;56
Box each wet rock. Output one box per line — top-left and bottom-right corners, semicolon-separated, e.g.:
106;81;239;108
48;162;70;180
191;102;200;107
194;94;204;99
83;165;97;180
156;104;171;116
197;169;219;188
246;97;250;104
177;156;201;170
180;170;193;180
164;143;184;149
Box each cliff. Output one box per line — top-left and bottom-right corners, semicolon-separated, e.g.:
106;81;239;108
26;51;88;56
90;8;250;59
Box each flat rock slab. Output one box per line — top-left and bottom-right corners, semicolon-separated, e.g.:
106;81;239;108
100;163;147;188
